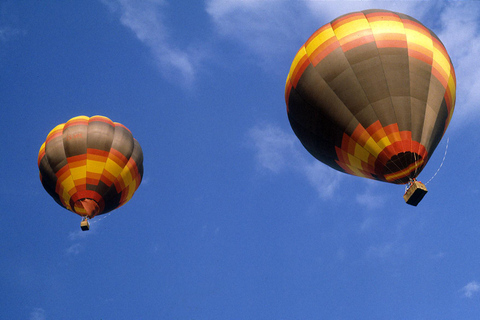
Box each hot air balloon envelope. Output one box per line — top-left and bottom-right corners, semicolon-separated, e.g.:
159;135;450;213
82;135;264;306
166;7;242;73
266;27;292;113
285;9;455;188
38;115;144;228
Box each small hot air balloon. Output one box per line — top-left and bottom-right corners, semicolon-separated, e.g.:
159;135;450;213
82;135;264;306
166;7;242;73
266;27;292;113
285;9;456;205
38;115;144;229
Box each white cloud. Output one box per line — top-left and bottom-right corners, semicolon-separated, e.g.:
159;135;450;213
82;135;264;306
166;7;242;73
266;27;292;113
66;243;83;255
366;242;394;259
29;308;46;320
206;0;305;70
462;281;480;298
303;0;433;20
205;1;435;70
0;26;24;42
247;123;343;199
301;161;343;199
68;229;88;241
248;124;297;173
355;182;387;210
206;0;480;122
102;0;200;85
436;3;480;123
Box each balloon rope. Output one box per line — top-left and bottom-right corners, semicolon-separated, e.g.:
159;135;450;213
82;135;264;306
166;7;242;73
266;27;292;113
425;137;449;185
90;212;112;225
413;150;418;178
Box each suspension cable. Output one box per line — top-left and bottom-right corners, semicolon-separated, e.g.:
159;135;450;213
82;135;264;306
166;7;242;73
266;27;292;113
425;137;449;185
90;212;113;225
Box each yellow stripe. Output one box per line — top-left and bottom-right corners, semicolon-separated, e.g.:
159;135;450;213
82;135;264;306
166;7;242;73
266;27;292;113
61;190;71;210
369;20;404;35
305;27;335;56
104;158;124;178
69;166;86;181
60;175;76;195
363;137;382;158
334;19;370;40
347;154;363;170
448;74;456;103
287;47;307;84
354;143;370;163
385;159;424;181
68;115;89;122
377;136;391;150
124;181;137;203
47;124;65;139
118;165;134;189
432;46;451;81
87;160;105;174
346;164;368;178
405;29;432;50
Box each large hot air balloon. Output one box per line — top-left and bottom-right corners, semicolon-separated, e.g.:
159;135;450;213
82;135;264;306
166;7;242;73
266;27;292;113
38;115;144;229
285;9;455;205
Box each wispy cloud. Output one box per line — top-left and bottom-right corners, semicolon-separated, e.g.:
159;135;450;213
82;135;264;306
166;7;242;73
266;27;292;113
206;0;308;71
68;229;89;241
206;0;480;121
66;243;83;255
247;123;343;199
29;308;46;320
205;1;434;71
248;124;296;173
303;0;434;20
102;0;202;86
437;3;480;123
0;26;24;42
462;281;480;298
355;181;387;210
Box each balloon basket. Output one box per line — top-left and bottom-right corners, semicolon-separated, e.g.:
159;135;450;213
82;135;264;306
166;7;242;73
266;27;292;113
80;219;90;231
403;181;428;206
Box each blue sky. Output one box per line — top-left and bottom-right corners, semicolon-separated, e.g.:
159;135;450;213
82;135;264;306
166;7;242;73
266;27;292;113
2;0;480;319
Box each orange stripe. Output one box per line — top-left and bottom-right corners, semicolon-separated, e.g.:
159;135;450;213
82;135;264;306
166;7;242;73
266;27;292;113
431;66;448;89
110;148;128;165
305;23;332;46
64;118;88;129
385;158;425;181
310;37;339;66
291;50;310;87
365;11;399;21
375;38;407;49
68;154;87;163
86;172;102;182
114;122;132;133
100;170;116;186
403;19;431;36
45;130;63;145
340;32;375;52
89;115;114;126
331;12;365;29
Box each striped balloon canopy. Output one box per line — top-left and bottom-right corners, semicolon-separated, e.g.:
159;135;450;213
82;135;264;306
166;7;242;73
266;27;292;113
38;115;143;218
285;9;455;184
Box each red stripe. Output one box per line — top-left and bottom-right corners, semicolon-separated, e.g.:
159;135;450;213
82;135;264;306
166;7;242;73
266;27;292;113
45;130;63;145
310;39;340;66
341;32;375;52
331;12;365;29
365;11;399;21
305;23;332;46
291;51;310;87
114;122;132;133
64;118;88;129
89;116;114;126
